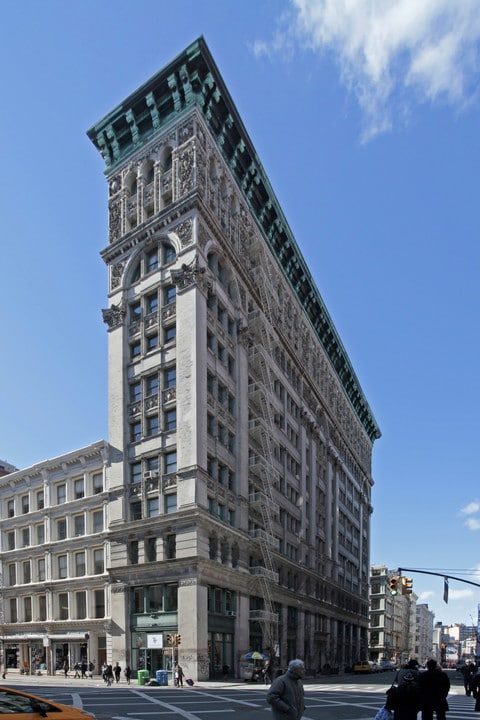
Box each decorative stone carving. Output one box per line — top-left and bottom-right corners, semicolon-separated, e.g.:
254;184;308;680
171;256;206;292
102;303;126;329
111;261;126;290
177;142;195;196
170;218;193;247
109;200;122;243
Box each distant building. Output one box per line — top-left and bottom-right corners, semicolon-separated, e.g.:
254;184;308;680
0;460;17;477
369;565;422;665
415;603;434;662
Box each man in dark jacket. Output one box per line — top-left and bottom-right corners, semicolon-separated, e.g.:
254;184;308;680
418;658;450;720
266;659;305;720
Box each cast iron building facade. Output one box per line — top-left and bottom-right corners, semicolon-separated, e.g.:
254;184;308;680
0;38;380;681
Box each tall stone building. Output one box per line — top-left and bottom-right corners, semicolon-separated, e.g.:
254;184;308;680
0;38;379;681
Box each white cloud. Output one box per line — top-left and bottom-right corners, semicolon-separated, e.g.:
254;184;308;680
449;588;474;601
254;0;480;140
465;517;480;531
460;501;480;515
418;590;434;601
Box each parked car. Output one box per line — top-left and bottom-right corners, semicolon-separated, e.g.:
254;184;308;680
378;660;396;672
0;687;96;720
354;661;375;674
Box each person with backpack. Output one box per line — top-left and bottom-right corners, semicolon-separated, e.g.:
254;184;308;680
418;658;450;720
386;659;421;720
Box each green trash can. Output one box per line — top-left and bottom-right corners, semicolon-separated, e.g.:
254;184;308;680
138;669;150;686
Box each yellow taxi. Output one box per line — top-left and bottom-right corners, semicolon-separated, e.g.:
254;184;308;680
0;686;96;719
353;661;375;674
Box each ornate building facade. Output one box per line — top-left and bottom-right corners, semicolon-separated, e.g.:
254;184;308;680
0;38;379;681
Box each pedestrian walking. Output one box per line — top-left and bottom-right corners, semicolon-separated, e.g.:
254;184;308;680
124;665;131;685
262;663;272;685
63;660;69;678
418;658;450;720
462;661;476;695
266;659;305;720
174;664;184;687
103;664;114;686
114;662;121;683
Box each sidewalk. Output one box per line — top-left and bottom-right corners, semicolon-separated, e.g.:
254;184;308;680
0;671;338;691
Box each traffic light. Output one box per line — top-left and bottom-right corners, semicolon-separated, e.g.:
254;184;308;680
175;633;181;646
402;577;413;595
389;576;399;596
166;634;173;646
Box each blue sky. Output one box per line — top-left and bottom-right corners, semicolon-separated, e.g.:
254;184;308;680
1;0;479;627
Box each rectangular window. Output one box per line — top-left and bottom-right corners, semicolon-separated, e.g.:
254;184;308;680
8;564;16;586
94;589;105;618
164;409;176;431
146;334;159;352
7;531;15;550
74;515;85;536
75;552;86;576
146;293;158;313
130;342;141;359
93;548;104;574
146;415;159;437
146;250;158;273
149;585;163;612
164;325;176;343
22;528;30;547
92;510;103;534
130;501;142;521
21;495;29;514
10;598;17;623
38;595;46;621
147;497;159;518
57;519;67;540
162;244;175;264
38;559;45;582
7;499;14;518
146;374;159;396
58;593;68;620
58;555;67;579
165;534;176;559
130;381;141;402
165;583;178;612
165;451;177;475
74;478;84;499
56;484;66;504
163;285;176;305
133;588;144;613
131;463;142;484
164;367;176;388
145;537;156;562
131;421;142;442
36;491;44;510
130;301;141;321
23;561;31;584
76;591;86;619
24;597;32;622
164;493;177;514
93;473;103;494
129;541;139;564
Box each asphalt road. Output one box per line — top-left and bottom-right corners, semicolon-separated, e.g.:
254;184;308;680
2;669;473;720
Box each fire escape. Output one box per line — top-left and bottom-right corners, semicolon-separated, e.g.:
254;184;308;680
247;240;281;657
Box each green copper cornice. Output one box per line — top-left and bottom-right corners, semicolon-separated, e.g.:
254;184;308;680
87;37;380;443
